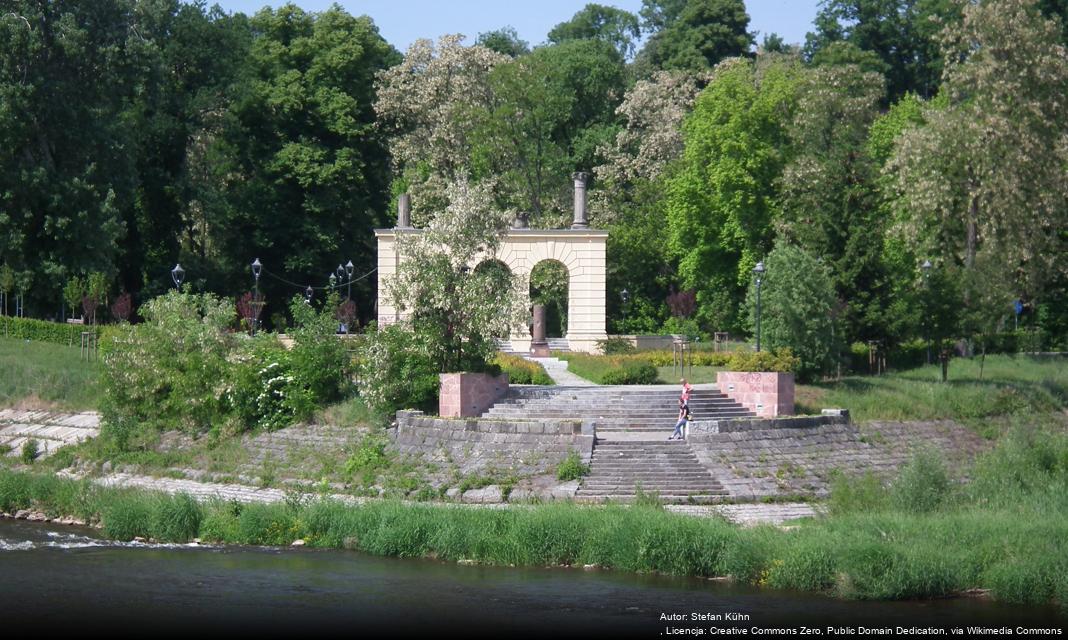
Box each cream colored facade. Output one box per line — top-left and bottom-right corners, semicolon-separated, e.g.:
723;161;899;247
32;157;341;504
374;228;608;353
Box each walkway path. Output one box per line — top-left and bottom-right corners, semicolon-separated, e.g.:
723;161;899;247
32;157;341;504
85;471;817;526
522;355;595;386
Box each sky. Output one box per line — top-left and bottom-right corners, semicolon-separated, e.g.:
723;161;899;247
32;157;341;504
208;0;823;52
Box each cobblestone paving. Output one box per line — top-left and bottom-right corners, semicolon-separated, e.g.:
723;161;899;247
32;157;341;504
0;409;99;457
690;420;991;500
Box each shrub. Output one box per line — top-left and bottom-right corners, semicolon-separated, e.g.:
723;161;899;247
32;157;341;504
356;324;439;414
595;337;637;355
288;295;357;405
726;348;799;373
556;450;589;481
890;453;952;514
99;290;235;439
225;335;313;432
600;361;658;385
20;439;39;464
491;353;553;385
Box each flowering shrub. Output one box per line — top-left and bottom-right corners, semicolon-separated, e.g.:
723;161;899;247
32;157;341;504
225;336;313;432
356;324;439;415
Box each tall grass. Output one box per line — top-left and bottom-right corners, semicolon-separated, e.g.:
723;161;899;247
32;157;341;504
0;337;100;410
798;355;1067;425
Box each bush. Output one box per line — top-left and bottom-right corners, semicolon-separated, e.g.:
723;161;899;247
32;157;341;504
556;450;589;481
0;315;115;346
99;290;235;438
890;453;952;514
595;337;637;355
356;324;439;414
600;361;658;385
726;348;799;373
20;439;39;464
288;295;357;405
491;353;553;385
225;335;313;432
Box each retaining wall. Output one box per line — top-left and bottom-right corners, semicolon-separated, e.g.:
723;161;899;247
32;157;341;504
439;372;510;417
716;371;795;417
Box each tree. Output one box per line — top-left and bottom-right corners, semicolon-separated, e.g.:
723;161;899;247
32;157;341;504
803;0;962;101
887;0;1068;328
548;3;642;59
375;35;508;224
745;241;839;382
665;55;803;333
201;5;398;316
476;26;529;57
386;178;527;373
778;64;888;344
636;0;753;73
0;1;133;313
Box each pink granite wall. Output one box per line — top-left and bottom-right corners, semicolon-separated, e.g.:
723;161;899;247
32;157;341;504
716;371;795;418
439;373;510;417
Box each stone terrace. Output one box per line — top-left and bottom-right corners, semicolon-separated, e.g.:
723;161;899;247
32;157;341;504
689;419;991;501
0;410;100;457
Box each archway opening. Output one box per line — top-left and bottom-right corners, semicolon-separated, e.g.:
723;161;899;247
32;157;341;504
529;259;569;338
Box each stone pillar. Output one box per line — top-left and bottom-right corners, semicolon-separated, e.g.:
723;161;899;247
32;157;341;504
397;193;412;228
571;172;589;229
530;304;550;356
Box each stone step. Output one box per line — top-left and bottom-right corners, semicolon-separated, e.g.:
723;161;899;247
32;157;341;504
573;494;729;504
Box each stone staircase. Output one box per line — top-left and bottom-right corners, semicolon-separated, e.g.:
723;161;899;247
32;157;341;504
575;438;728;503
481;386;752;432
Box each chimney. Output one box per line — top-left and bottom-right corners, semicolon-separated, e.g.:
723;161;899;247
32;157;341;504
397;193;412;228
571;172;589;229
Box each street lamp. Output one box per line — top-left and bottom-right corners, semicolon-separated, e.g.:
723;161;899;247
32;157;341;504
305;285;313;305
250;258;263;335
922;259;932;364
345;260;354;301
171;264;185;289
753;261;765;352
328;273;337;289
620;288;629;327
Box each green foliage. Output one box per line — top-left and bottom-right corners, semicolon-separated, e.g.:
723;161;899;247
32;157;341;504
548;3;642;59
745;242;838;381
596;337;638;355
20;439;39;464
287;295;357;406
726;349;799;374
637;0;753;72
225;336;312;433
599;361;659;385
491;353;553;385
344;433;390;482
63;277;85;319
890;453;952;514
100;290;234;441
356;324;439;415
667;55;802;334
0;316;108;346
556;449;590;481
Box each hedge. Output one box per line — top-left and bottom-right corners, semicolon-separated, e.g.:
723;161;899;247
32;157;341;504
0;316;116;346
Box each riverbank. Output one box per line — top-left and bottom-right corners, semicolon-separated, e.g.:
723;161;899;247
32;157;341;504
2;456;1066;610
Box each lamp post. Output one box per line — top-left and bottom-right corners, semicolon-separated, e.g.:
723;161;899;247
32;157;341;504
345;260;354;301
328;273;336;290
753;261;765;352
620;288;629;328
922;259;932;365
305;285;314;305
251;258;262;335
171;264;185;289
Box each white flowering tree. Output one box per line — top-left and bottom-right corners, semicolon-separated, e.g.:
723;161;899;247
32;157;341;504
888;0;1068;311
386;178;528;373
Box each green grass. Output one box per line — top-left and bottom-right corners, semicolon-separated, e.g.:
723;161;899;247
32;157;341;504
0;336;100;410
797;355;1067;427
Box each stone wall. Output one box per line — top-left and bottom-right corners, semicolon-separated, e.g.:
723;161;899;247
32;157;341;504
392;410;595;477
688;418;990;501
439;372;510;418
716;371;795;417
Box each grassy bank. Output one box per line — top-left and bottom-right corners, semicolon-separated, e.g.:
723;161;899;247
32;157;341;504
3;424;1067;609
0;336;100;411
797;355;1067;427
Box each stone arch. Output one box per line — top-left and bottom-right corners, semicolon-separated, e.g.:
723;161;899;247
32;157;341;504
375;228;607;353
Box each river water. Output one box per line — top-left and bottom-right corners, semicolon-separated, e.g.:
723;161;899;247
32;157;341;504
0;519;1063;638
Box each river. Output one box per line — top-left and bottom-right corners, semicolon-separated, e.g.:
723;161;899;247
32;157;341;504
0;519;1063;638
